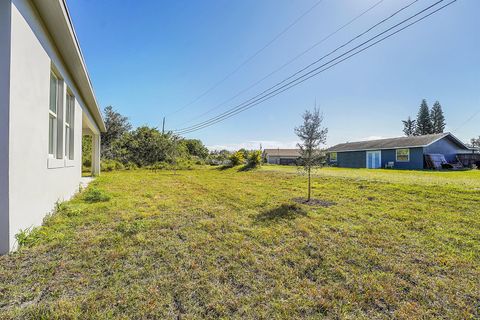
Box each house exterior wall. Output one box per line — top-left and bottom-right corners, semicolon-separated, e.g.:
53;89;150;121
266;155;298;165
3;0;93;253
331;147;424;169
336;151;366;168
381;147;424;169
266;155;279;164
424;137;466;162
0;0;12;254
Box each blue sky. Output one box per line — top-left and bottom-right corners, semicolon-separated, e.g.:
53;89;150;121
67;0;479;149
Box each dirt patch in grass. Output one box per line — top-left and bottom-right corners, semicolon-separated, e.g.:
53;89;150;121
292;197;336;207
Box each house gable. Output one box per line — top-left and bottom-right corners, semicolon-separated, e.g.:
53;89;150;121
425;135;470;162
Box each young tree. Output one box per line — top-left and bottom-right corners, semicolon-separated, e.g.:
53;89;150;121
295;107;328;202
402;116;416;136
101;106;132;158
431;101;446;133
415;99;433;135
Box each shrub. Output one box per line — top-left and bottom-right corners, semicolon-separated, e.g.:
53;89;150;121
84;187;111;203
56;202;83;217
83;158;92;168
229;151;245;166
175;158;194;170
192;156;205;165
15;227;42;249
82;135;92;168
125;162;138;170
146;159;195;171
109;127;184;167
247;150;262;168
146;162;169;171
101;159;125;172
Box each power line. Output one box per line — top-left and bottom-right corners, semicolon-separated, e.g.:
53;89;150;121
165;0;327;118
176;0;455;135
173;0;387;128
175;0;456;135
452;106;480;133
175;0;423;133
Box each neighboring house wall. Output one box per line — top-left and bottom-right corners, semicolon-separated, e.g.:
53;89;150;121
0;0;12;254
4;0;94;252
333;148;424;169
424;137;466;162
266;156;298;165
337;151;366;168
381;147;424;169
266;155;279;164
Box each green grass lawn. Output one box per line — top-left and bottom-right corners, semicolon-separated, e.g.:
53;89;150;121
1;166;479;319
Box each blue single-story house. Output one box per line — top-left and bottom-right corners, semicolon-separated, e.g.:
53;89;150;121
326;133;470;169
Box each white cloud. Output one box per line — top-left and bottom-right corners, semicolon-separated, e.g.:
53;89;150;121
207;140;300;151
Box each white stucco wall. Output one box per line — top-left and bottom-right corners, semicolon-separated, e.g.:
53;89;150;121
0;0;12;254
5;0;95;252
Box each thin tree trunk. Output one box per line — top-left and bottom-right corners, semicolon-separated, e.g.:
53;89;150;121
307;166;311;201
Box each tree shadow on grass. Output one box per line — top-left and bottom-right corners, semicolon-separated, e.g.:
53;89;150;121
216;165;233;171
254;204;307;224
237;164;258;172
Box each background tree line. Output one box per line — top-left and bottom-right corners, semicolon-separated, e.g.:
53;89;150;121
402;99;446;136
83;106;210;170
82;106;264;171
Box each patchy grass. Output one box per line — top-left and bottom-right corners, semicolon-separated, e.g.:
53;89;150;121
0;166;479;319
83;187;111;203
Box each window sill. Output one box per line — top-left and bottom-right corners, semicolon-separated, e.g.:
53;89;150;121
65;159;76;167
47;157;64;169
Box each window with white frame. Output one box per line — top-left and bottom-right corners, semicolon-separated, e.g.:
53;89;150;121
396;148;410;162
65;92;75;160
49;69;65;160
330;152;337;162
49;72;59;157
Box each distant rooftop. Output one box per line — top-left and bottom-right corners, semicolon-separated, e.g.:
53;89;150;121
263;149;301;157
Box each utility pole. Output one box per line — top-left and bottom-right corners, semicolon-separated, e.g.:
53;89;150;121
162;117;165;134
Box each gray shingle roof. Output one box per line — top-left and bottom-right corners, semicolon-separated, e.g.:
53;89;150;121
327;133;459;152
263;149;301;157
